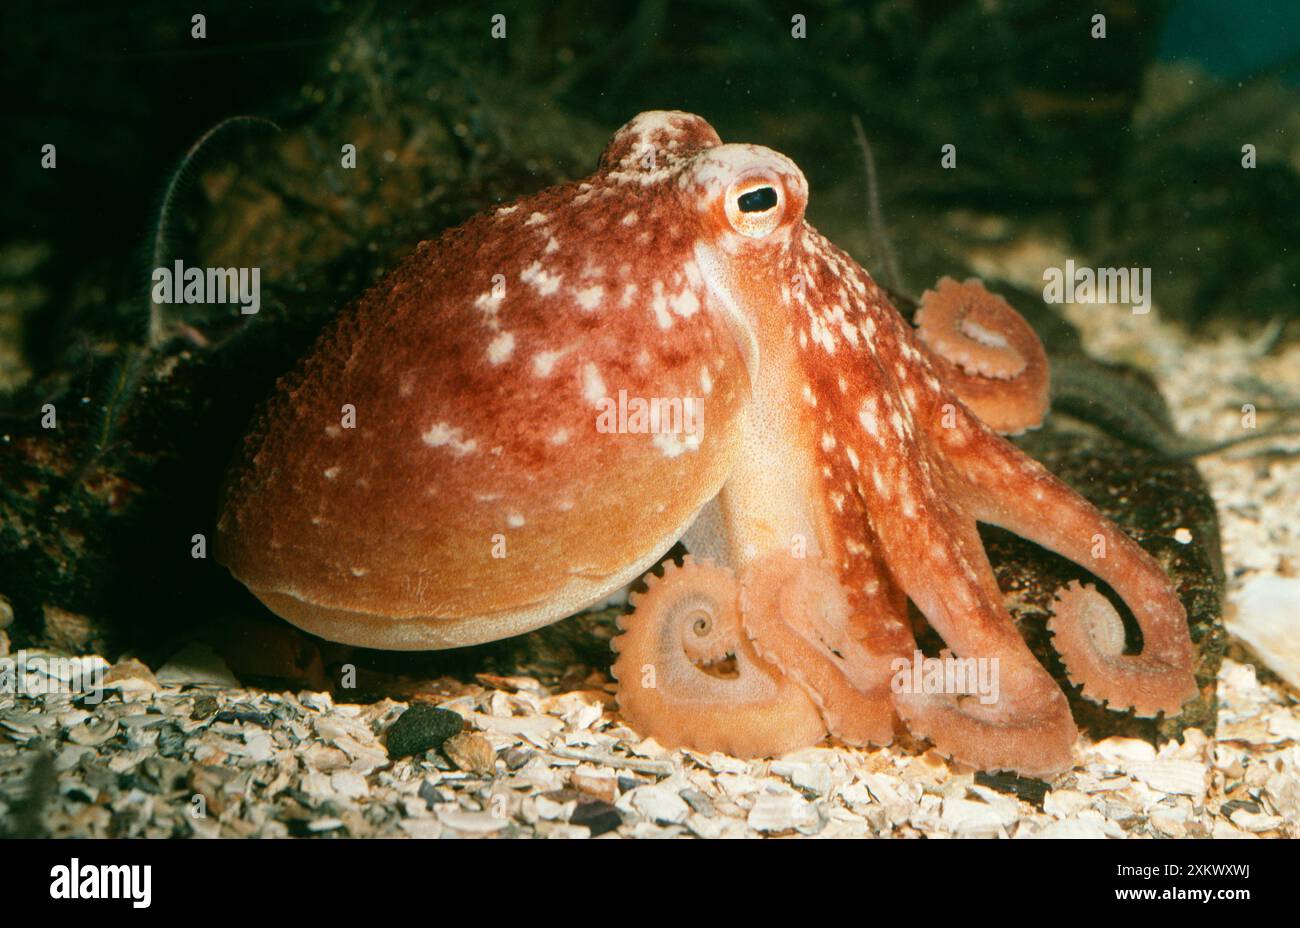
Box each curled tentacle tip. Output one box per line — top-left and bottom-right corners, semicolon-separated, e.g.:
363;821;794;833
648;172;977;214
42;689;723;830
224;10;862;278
916;277;1028;380
611;557;825;758
1048;581;1198;717
914;276;1050;433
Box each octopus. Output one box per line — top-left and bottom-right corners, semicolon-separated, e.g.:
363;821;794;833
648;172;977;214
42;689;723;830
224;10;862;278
216;111;1197;777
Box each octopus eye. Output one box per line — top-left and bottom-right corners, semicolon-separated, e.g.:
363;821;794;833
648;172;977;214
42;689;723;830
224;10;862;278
737;186;777;213
724;173;785;238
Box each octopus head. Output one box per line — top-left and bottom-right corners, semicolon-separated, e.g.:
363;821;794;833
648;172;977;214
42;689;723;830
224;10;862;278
598;111;809;381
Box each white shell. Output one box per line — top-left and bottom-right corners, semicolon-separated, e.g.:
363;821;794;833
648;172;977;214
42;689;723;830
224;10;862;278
1228;575;1300;690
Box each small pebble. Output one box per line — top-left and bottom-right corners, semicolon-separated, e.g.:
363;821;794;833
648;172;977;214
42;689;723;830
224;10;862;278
190;695;219;721
442;731;496;775
418;779;445;809
385;705;463;758
571;799;622;836
503;747;532;770
680;788;715;817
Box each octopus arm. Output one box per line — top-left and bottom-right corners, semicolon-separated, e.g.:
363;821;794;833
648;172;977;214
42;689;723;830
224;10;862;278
871;490;1078;777
948;418;1198;717
739;552;899;747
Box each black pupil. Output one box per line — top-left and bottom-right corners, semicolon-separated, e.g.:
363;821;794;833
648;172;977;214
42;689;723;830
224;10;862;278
737;186;778;213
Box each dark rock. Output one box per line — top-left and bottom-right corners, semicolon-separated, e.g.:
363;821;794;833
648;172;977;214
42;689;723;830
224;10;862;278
974;771;1049;808
385;705;463;759
571;799;622;837
214;708;272;727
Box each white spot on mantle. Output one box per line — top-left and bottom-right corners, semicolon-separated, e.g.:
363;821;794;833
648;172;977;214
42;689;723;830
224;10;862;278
521;261;562;296
654;431;701;458
487;331;515;365
421;422;477;455
581;363;606;405
669;289;700;318
532;348;568;377
574;285;604;311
